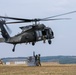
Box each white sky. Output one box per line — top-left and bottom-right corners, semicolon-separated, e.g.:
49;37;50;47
0;0;76;58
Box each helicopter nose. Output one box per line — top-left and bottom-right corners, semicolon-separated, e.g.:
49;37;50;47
52;36;54;39
51;32;54;39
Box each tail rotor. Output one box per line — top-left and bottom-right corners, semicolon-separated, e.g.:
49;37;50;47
0;19;11;40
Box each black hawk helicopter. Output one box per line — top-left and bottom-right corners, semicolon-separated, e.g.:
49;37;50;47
0;11;76;52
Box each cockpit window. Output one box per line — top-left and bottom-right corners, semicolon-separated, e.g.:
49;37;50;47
42;30;46;35
49;28;52;34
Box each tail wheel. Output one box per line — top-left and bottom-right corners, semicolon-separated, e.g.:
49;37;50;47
48;40;52;44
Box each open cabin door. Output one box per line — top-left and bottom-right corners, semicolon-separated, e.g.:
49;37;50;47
35;30;42;40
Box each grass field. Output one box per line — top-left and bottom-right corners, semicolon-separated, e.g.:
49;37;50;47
0;62;76;75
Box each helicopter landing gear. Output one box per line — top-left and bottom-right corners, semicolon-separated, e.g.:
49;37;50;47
32;42;35;46
12;44;16;52
48;39;52;44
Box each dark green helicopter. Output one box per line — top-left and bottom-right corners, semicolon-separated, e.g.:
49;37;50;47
0;11;76;52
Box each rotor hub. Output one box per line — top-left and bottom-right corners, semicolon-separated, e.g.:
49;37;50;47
0;20;6;24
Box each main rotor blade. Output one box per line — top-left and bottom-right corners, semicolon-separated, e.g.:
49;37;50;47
42;10;76;20
0;16;32;22
6;18;71;24
40;18;71;21
6;21;26;24
0;10;76;23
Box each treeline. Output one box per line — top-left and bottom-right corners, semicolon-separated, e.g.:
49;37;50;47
1;56;76;64
41;56;76;64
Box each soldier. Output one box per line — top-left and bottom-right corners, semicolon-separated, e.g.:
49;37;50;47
37;54;41;66
34;55;38;66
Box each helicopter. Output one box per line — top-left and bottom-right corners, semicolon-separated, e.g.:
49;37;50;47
0;11;76;52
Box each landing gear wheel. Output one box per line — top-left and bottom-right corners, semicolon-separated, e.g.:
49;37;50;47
32;42;35;46
48;40;52;44
12;49;15;52
12;44;16;52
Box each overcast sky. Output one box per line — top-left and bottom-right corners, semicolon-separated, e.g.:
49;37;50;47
0;0;76;58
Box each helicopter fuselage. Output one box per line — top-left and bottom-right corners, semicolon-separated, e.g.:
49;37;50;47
0;20;54;52
0;10;76;52
6;24;54;45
